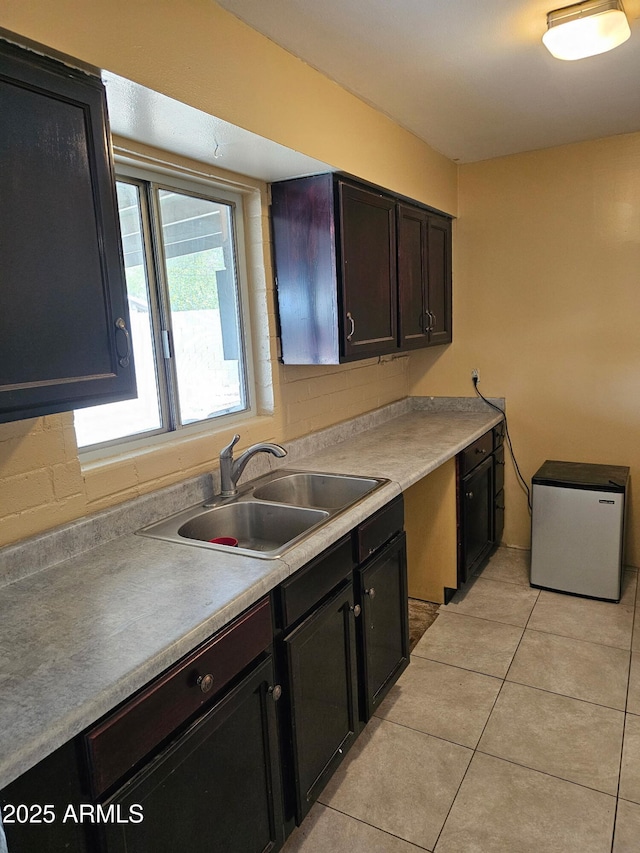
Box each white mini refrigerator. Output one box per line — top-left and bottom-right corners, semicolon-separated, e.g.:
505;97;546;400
530;460;629;602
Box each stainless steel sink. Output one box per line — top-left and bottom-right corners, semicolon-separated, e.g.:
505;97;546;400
137;468;389;559
253;472;380;509
177;502;329;554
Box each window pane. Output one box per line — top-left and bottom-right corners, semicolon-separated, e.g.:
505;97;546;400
157;189;246;425
74;182;162;447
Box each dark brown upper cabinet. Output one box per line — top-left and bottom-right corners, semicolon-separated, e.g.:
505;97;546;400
0;39;135;424
270;173;452;365
339;182;398;360
397;204;452;349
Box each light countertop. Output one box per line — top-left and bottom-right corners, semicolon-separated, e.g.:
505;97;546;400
0;399;502;791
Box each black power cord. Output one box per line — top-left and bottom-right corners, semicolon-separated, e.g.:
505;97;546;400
472;376;532;514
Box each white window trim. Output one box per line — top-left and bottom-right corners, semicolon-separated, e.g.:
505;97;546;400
77;151;269;463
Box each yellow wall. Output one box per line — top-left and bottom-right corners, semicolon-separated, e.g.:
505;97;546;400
0;0;454;547
0;0;457;214
409;131;640;566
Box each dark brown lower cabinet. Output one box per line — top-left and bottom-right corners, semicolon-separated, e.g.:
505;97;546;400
281;579;359;825
99;655;283;853
356;533;409;722
455;425;506;591
275;499;408;833
1;502;410;852
459;455;494;584
0;740;91;853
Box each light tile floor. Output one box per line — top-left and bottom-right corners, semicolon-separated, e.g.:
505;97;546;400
282;546;640;853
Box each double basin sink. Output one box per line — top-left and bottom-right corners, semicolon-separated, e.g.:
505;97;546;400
138;470;389;559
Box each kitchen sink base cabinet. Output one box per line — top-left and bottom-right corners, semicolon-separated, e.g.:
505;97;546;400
0;498;410;852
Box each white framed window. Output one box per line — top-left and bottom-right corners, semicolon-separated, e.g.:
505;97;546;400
74;165;254;451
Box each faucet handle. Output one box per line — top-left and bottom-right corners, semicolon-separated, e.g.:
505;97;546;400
220;433;241;459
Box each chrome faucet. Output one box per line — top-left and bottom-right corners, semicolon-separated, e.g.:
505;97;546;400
218;434;287;497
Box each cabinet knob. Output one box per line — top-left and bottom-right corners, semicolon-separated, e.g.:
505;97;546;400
466;491;474;499
350;604;362;617
364;587;376;599
196;673;214;694
346;312;355;341
269;684;282;702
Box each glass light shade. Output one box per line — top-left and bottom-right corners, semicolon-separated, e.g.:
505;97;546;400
543;6;630;60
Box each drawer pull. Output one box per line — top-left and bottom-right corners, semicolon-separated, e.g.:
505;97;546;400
197;673;215;694
466;491;474;499
350;604;362;617
364;587;376;599
269;684;283;702
475;448;487;455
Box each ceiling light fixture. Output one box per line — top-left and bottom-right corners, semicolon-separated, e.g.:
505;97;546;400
543;0;631;60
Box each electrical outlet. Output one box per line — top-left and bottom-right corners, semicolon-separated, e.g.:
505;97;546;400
471;368;479;383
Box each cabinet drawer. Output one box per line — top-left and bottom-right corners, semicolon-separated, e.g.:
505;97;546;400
355;495;404;563
276;535;354;630
85;596;272;798
459;431;493;477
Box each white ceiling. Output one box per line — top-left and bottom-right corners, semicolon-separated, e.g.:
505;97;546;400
215;0;640;163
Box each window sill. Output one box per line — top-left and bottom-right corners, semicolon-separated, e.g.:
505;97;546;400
81;412;279;507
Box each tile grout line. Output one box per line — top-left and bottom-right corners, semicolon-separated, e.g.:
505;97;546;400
431;581;541;850
312;802;432;852
611;581;638;852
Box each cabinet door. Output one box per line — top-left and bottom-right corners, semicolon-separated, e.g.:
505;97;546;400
338;182;398;359
397;204;429;350
101;656;284;853
0;40;135;423
356;533;409;721
1;740;90;853
283;580;359;823
460;455;494;583
270;174;340;365
426;215;452;346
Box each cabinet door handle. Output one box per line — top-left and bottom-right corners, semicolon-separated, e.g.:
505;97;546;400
268;684;282;702
350;604;361;617
196;673;214;694
364;587;376;599
425;310;434;331
346;312;355;341
115;317;131;368
431;311;437;328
